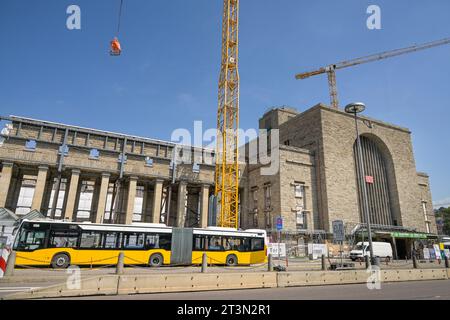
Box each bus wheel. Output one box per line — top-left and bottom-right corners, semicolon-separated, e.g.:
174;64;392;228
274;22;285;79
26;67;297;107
226;254;238;266
51;253;70;269
149;253;163;267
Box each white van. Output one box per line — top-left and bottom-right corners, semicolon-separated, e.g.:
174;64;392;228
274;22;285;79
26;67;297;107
350;241;393;261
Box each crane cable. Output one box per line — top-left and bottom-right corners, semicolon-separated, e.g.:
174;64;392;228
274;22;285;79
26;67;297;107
116;0;124;36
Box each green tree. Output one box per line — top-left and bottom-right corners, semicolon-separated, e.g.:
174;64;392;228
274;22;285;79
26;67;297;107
435;207;450;235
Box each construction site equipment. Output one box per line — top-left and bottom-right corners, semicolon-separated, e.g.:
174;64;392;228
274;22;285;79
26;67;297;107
110;0;124;56
215;0;240;229
295;37;450;109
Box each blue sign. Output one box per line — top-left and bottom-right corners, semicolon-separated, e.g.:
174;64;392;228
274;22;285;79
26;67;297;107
276;217;283;231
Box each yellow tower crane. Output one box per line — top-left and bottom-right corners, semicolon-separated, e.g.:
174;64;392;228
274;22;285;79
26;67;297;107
215;0;240;229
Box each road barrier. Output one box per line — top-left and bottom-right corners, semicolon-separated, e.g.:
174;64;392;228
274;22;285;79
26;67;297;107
0;247;11;278
117;272;277;295
3;267;450;300
3;275;118;299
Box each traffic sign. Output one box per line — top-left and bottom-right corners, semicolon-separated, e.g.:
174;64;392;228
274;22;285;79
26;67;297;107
332;220;345;242
276;216;283;231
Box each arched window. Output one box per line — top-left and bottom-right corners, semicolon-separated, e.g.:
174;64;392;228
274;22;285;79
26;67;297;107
354;136;395;226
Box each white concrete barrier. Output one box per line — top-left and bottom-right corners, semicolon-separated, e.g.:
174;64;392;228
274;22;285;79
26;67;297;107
278;270;369;287
117;272;277;295
3;275;118;300
278;268;449;288
3;268;448;300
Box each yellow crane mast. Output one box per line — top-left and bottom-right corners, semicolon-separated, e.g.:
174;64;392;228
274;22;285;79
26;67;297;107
215;0;240;229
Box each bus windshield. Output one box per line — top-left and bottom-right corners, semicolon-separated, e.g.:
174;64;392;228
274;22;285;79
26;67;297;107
14;225;47;251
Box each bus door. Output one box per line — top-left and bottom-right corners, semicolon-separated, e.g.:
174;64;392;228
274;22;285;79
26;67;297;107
170;228;193;265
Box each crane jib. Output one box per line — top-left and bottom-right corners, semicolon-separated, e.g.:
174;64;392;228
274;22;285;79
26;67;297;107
296;37;450;80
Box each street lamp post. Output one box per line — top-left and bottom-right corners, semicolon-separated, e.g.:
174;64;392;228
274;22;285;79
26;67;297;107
345;102;377;266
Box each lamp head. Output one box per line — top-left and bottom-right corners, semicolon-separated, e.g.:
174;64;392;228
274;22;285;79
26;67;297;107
344;102;366;114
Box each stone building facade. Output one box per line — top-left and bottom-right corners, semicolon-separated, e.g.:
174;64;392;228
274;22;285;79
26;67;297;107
241;104;437;256
0;103;438;258
0;116;214;228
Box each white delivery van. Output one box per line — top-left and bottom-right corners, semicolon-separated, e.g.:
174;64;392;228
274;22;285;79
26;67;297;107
350;241;393;261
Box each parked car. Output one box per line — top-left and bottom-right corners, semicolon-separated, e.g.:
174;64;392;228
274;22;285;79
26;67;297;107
350;241;393;261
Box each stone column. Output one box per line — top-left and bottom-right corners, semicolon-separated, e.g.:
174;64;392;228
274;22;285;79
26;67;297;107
31;166;49;212
176;181;187;227
200;184;210;228
0;162;14;207
125;176;138;225
64;169;81;221
152;179;164;224
95;173;110;224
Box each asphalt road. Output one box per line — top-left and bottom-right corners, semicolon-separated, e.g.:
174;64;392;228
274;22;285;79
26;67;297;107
55;280;450;300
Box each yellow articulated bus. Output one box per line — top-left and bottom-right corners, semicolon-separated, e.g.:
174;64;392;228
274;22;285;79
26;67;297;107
12;219;267;269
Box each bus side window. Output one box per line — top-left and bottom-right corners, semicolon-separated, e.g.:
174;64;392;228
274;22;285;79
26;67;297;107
222;237;232;251
80;232;102;249
159;234;171;250
145;234;160;249
229;238;241;251
193;235;205;251
251;238;264;251
123;233;145;249
104;232;119;249
208;236;224;251
49;230;78;248
238;238;251;252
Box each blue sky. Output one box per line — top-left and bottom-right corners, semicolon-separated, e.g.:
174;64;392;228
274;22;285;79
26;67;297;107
0;0;449;206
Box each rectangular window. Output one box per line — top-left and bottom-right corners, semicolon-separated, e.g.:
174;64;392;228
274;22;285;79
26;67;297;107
207;236;224;251
89;149;100;160
223;237;244;251
296;212;308;230
251;188;258;211
80;232;102;249
16;178;36;216
238;238;251;252
49;231;78;248
264;184;271;210
251;238;265;251
222;237;232;251
145;157;154;167
294;184;304;198
77;181;95;219
104;232;120;249
296;211;304;225
158;234;172;250
123;233;145;249
47;178;67;218
192;163;200;173
228;238;243;251
104;184;115;221
193;235;206;251
25;139;37;151
145;234;160;249
133;186;145;222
